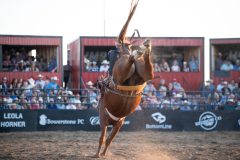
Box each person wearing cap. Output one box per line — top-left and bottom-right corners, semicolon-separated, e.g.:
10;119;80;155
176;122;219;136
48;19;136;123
207;89;220;110
89;61;99;72
44;76;60;95
180;100;191;111
46;98;57;109
107;41;121;75
35;74;45;89
221;81;231;96
99;60;109;72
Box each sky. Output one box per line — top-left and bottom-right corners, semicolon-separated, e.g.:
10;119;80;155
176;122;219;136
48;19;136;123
1;0;240;80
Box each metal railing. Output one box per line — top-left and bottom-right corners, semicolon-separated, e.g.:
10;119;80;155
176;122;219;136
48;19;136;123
0;88;239;111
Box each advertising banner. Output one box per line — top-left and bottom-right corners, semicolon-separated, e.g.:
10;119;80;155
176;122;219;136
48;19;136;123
0;110;239;132
0;110;37;132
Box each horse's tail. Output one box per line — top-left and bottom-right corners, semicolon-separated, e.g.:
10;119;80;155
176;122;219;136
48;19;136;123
118;0;139;44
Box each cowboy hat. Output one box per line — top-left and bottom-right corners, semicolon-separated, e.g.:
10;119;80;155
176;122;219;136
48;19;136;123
38;74;44;78
86;81;93;86
102;60;109;64
51;76;58;81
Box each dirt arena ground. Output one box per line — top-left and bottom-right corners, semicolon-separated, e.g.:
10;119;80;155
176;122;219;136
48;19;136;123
0;131;239;160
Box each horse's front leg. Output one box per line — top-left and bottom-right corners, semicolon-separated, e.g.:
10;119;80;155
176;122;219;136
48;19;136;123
101;118;125;156
94;99;107;158
95;125;107;158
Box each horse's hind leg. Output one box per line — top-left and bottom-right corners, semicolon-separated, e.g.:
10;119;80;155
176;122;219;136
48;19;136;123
101;118;125;156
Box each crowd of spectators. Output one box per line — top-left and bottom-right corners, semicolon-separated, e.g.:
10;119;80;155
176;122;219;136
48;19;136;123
153;54;199;72
84;51;199;73
2;48;57;72
139;78;240;111
215;51;240;71
0;75;99;110
84;51;109;72
1;74;239;111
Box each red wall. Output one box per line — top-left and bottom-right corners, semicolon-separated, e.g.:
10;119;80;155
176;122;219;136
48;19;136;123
69;37;204;91
0;35;63;85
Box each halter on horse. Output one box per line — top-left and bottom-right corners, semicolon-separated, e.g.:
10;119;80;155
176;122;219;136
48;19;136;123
95;0;154;157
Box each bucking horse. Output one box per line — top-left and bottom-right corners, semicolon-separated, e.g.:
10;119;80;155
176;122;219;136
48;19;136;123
95;0;154;157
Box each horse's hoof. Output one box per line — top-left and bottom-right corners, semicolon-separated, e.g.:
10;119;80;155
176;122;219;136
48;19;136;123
100;153;106;157
93;154;101;158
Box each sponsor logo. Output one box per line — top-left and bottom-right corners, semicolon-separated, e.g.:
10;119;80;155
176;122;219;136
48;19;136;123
151;112;166;124
39;114;47;125
195;112;222;131
1;113;25;128
89;116;130;126
39;114;84;126
146;112;172;129
3;113;23;119
90;116;100;125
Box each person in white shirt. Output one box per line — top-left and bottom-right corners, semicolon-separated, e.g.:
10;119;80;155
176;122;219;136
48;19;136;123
35;74;45;89
99;60;109;72
171;60;180;72
220;60;234;71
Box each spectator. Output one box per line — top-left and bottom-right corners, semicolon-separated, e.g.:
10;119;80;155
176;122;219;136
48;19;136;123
30;96;39;110
172;78;182;92
160;61;170;72
85;59;91;71
9;78;18;95
55;96;65;110
216;79;225;92
153;62;161;72
63;61;72;89
189;55;199;72
183;61;190;72
207;89;220;110
0;76;9;95
228;79;236;92
19;94;30;109
147;91;160;108
37;57;47;72
3;55;12;71
17;60;25;71
215;52;223;71
157;79;167;99
46;98;57;109
48;55;57;72
89;61;99;72
225;94;237;110
66;91;77;110
220;60;234;71
44;76;60;95
99;60;109;72
160;100;171;110
171;60;180;72
35;74;45;89
206;79;215;92
143;81;157;96
221;81;231;96
180;100;191;111
233;59;240;71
